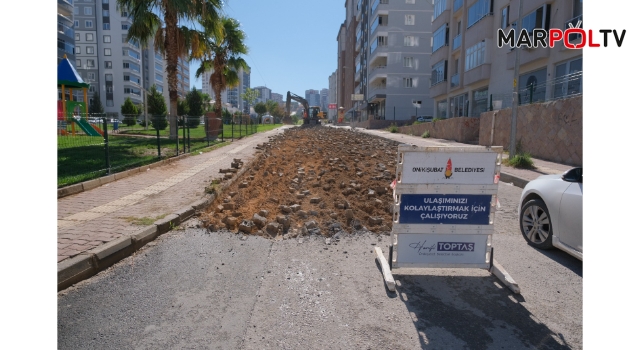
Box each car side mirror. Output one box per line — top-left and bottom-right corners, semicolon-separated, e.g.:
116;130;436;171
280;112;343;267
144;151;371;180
561;168;582;183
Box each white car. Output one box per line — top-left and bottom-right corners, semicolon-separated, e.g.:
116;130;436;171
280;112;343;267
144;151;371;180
518;167;583;260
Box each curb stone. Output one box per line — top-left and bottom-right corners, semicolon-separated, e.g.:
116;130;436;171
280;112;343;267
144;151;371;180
57;146;264;292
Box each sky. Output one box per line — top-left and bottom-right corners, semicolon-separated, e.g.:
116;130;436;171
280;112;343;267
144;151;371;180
189;0;346;98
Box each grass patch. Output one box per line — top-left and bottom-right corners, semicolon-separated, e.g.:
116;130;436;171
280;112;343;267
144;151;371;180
121;214;168;226
422;130;430;138
505;153;535;169
205;178;222;194
388;123;398;133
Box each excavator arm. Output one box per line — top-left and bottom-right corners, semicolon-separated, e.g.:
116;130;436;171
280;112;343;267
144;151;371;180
286;91;309;121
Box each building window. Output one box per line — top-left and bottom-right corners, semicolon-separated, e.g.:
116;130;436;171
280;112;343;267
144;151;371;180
87;72;95;81
84;7;92;15
434;0;446;19
451;93;468;117
104;48;111;56
75;33;80;41
103;10;109;17
437;100;447;119
124;75;130;81
155;62;163;71
155;73;163;82
89;85;96;93
465;41;485;71
105;74;113;81
403;77;414;88
103;35;111;43
86;46;94;54
553;58;582;99
404;36;417;46
403;57;414;67
75;46;81;54
518;68;547;105
87;59;95;67
105;61;112;69
431;60;447;86
76;59;81;67
74;20;79;28
501;6;510;29
122;24;129;30
85;20;93;28
405;15;415;25
467;0;492;28
103;23;110;30
432;23;449;52
522;5;551;35
121;11;129;17
86;33;93;41
74;7;79;15
471;88;489;117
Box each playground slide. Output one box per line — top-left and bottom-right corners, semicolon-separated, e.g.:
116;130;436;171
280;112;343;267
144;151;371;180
90;123;104;136
72;118;102;137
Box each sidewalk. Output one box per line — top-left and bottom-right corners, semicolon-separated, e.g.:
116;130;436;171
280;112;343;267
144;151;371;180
57;126;291;290
58;125;576;291
356;127;575;184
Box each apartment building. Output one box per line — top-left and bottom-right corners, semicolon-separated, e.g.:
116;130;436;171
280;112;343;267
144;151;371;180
254;86;272;104
320;88;329;112
429;0;583;119
328;71;338;120
340;0;435;122
73;0;192;118
201;65;251;113
270;92;283;104
58;0;76;66
305;89;321;107
336;1;357;120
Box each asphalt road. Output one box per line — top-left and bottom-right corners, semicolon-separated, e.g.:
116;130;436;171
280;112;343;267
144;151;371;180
58;182;582;349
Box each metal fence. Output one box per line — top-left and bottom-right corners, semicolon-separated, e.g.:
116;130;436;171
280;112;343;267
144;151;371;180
57;113;259;187
488;71;583;110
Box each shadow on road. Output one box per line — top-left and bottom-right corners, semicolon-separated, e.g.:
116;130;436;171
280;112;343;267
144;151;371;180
528;246;583;277
395;273;572;349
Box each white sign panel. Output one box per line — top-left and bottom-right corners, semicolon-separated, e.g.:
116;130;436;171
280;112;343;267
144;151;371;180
351;94;364;101
400;151;498;185
396;233;490;266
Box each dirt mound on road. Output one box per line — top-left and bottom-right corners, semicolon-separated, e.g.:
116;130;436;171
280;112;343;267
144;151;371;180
200;126;401;238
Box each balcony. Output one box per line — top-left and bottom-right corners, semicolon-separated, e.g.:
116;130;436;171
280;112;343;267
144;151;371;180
452;34;462;50
565;14;583;42
370;16;388;36
368;84;386;103
506;45;549;69
433;10;451;29
430;79;448;98
450;73;460;88
57;0;73;18
453;0;463;13
58;22;74;39
463;63;491;85
369;66;386;85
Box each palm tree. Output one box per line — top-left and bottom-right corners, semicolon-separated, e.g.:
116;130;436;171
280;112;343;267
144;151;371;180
117;0;224;139
194;17;248;122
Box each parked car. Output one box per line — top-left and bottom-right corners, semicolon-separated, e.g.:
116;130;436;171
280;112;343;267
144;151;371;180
518;167;583;260
416;116;433;122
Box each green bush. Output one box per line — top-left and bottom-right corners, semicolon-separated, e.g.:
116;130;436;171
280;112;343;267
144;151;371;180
433;117;443;122
506;153;535;169
422;130;430;138
388;123;398;133
151;116;168;131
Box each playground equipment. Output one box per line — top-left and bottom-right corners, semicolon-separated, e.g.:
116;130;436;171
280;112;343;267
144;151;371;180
58;55;103;136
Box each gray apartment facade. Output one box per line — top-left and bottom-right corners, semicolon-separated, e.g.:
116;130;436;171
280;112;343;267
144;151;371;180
428;0;583;119
341;0;435;122
58;0;76;66
72;0;189;118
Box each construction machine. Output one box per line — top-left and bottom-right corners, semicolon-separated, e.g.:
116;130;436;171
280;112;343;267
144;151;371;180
286;91;324;125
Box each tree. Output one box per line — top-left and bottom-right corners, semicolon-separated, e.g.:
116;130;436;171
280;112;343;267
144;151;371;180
121;97;140;126
199;92;212;111
89;91;104;115
265;100;278;115
291;114;300;125
241;87;259;115
253;102;267;117
147;85;168;130
186;87;203;128
194;16;248;126
118;0;224;139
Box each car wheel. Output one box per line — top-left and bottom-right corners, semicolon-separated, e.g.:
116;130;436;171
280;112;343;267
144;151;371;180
519;199;553;249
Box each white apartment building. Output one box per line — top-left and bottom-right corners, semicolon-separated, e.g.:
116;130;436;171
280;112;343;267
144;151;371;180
73;0;190;118
201;65;251;113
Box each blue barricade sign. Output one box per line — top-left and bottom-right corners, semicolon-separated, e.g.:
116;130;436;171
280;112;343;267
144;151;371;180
398;194;492;225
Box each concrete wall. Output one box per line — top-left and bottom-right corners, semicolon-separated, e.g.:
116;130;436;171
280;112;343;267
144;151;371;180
479;95;582;166
397;117;480;143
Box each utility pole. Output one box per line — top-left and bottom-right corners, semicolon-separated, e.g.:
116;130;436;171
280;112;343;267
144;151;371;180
510;0;524;159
